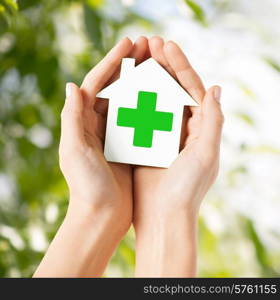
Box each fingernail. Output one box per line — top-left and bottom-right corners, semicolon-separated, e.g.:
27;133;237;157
66;83;72;98
121;37;130;44
135;36;143;43
113;37;130;50
214;86;222;102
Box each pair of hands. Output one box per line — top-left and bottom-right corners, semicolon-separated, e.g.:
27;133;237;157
48;36;223;277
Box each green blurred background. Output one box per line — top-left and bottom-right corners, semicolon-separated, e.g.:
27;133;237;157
1;0;280;277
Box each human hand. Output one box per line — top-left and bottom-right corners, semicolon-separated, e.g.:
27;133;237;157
133;36;224;276
34;37;150;277
60;37;149;232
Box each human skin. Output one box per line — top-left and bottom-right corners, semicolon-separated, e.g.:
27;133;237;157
33;36;223;277
132;37;224;277
33;37;148;277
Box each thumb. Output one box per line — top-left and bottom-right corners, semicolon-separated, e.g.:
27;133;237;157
60;82;85;149
199;86;224;151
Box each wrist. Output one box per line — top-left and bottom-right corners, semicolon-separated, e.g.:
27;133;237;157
66;197;131;236
34;203;123;277
134;208;198;236
134;210;198;277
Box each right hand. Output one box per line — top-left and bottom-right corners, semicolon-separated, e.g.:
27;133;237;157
59;37;148;234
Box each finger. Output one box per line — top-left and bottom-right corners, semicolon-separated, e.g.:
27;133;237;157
94;36;149;117
199;86;224;151
148;36;176;77
130;36;149;64
81;37;133;106
108;36;149;83
106;36;149;83
143;39;151;61
149;37;191;146
163;41;205;112
60;82;85;148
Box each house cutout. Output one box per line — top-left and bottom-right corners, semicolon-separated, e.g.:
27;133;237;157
97;58;198;168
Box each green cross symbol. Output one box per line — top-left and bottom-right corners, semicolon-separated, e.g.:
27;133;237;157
117;91;173;148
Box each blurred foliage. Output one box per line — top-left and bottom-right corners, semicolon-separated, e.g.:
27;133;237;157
0;0;18;33
184;0;207;26
0;0;150;277
235;112;255;126
0;0;280;278
264;57;280;73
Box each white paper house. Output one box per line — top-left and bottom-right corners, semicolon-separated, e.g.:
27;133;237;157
97;58;198;168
